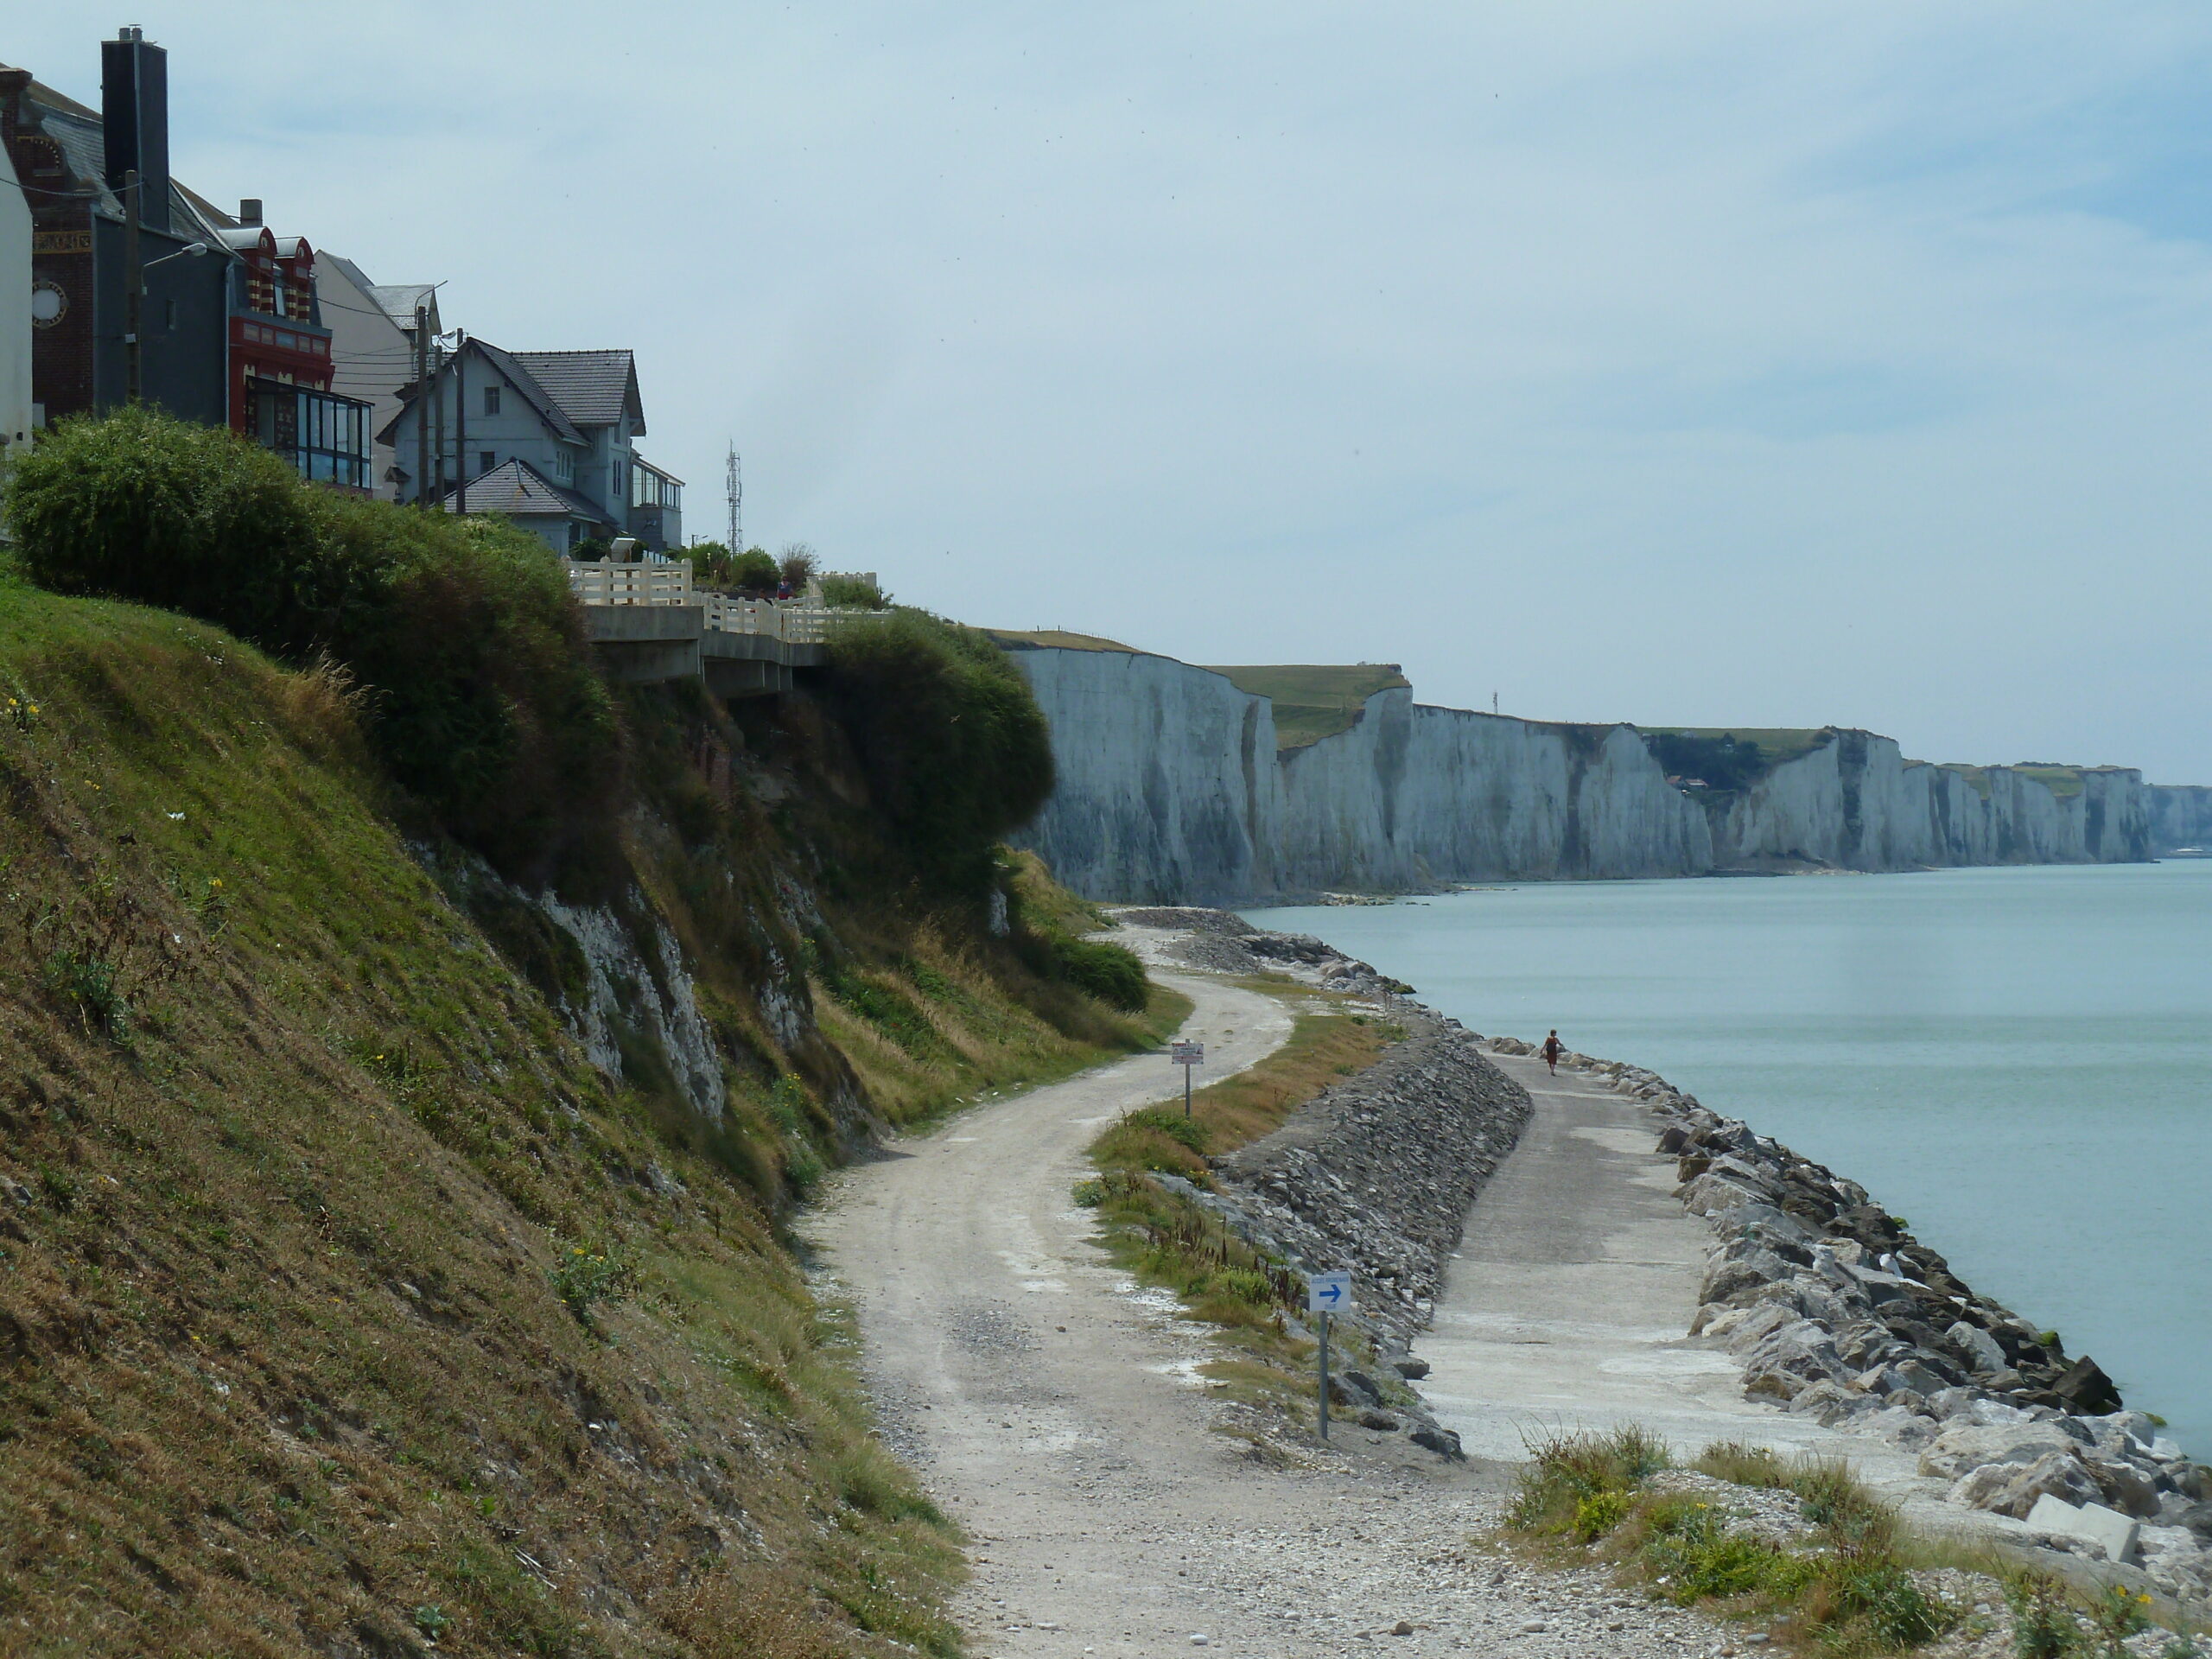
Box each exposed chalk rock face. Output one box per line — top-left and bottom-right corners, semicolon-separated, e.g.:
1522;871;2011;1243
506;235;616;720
537;892;727;1124
1007;642;2161;902
1274;696;1712;890
2149;784;2212;853
1007;645;1281;904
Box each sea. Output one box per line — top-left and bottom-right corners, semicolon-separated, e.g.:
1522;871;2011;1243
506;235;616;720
1246;858;2212;1457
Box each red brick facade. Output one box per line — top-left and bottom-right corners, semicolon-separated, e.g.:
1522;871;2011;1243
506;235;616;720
1;70;99;422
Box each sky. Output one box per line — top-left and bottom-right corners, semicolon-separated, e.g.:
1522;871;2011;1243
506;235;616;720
14;3;2212;779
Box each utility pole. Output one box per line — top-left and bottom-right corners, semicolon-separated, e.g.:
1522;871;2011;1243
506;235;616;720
725;442;741;551
123;168;142;404
413;305;430;508
452;330;467;517
431;336;447;504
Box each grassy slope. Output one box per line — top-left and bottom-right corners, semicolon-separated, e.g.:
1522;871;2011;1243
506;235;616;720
983;629;1140;654
1203;665;1413;751
0;582;1154;1658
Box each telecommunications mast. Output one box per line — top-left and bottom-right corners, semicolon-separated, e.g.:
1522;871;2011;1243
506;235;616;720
739;442;756;553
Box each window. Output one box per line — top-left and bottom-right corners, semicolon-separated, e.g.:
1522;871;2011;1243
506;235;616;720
479;451;496;476
163;297;177;331
552;448;574;483
483;384;500;416
245;378;372;490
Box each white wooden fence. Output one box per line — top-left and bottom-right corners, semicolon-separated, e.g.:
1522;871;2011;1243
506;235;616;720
560;557;883;644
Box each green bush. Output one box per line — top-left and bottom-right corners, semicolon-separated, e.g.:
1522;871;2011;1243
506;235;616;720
1507;1424;1669;1534
1049;935;1147;1010
820;573;887;609
1644;730;1766;793
1639;1498;1811;1604
691;543;779;594
818;609;1054;893
550;1243;634;1320
4;410;621;875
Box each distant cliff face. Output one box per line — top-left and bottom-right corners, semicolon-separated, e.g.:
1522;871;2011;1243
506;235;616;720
1008;645;1281;904
1275;692;1713;888
1004;644;2161;903
2148;785;2212;853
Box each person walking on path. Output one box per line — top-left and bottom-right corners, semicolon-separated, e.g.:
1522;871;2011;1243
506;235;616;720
1541;1029;1565;1075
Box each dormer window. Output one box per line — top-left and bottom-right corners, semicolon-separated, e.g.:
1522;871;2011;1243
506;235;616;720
270;275;289;319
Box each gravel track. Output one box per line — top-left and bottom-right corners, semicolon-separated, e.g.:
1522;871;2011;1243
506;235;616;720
805;965;1764;1657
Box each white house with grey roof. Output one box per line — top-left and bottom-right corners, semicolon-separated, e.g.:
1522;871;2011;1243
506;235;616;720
381;340;683;552
318;252;439;502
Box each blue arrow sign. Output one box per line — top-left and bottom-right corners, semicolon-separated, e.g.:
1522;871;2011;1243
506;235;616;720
1306;1270;1352;1313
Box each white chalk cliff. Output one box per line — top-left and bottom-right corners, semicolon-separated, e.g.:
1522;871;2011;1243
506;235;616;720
1005;643;2158;903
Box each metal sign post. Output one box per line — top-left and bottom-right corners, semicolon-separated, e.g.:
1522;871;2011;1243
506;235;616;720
1169;1041;1204;1117
1307;1271;1352;1440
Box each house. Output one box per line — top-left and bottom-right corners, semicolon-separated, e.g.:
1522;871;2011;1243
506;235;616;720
0;30;372;488
431;458;619;549
317;252;439;500
0;131;31;454
383;340;684;552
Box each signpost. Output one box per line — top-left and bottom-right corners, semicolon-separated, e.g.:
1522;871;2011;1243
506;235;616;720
1169;1041;1204;1118
1306;1271;1352;1440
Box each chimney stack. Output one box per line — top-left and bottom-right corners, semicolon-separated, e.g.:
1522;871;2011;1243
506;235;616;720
238;199;263;226
101;25;170;235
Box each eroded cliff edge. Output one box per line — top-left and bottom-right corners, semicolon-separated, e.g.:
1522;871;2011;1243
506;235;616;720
1005;639;2160;903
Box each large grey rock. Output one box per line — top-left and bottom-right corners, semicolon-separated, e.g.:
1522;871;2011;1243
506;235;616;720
1786;1380;1872;1427
1867;1358;1949;1399
1702;1302;1796;1351
1740;1319;1847;1401
1680;1173;1765;1217
1945;1320;2009;1376
1699;1247;1789;1305
1950;1449;2101;1518
1863;1405;1940;1448
2086;1456;2164;1520
2166;1500;2212;1541
1918;1421;2081;1482
2024;1494;2140;1566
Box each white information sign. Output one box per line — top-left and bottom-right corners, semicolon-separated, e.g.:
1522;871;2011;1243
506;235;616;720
1306;1270;1352;1314
1170;1041;1205;1066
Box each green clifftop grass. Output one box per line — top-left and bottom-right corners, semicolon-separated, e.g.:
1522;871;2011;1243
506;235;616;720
1204;664;1413;750
0;579;1154;1657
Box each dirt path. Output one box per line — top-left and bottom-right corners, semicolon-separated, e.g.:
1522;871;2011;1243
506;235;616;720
808;977;1749;1658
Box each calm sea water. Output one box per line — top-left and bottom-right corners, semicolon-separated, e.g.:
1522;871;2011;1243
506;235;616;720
1247;860;2212;1456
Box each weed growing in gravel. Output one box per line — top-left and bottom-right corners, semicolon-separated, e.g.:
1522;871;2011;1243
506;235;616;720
1508;1425;1670;1533
1510;1432;1961;1656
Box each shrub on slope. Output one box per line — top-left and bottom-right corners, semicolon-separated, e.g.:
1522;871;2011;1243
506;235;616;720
3;408;620;877
817;608;1053;895
0;580;958;1657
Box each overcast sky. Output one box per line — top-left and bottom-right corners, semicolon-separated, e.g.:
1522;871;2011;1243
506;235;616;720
16;4;2212;779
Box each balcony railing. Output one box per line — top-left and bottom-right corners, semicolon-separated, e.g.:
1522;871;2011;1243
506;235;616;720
560;558;887;645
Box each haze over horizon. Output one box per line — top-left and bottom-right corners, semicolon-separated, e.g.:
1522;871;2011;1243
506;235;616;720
13;3;2211;779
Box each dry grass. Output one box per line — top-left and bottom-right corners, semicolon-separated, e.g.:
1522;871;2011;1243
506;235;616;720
1089;1001;1399;1181
1508;1430;1964;1656
0;581;1096;1656
1078;988;1408;1427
